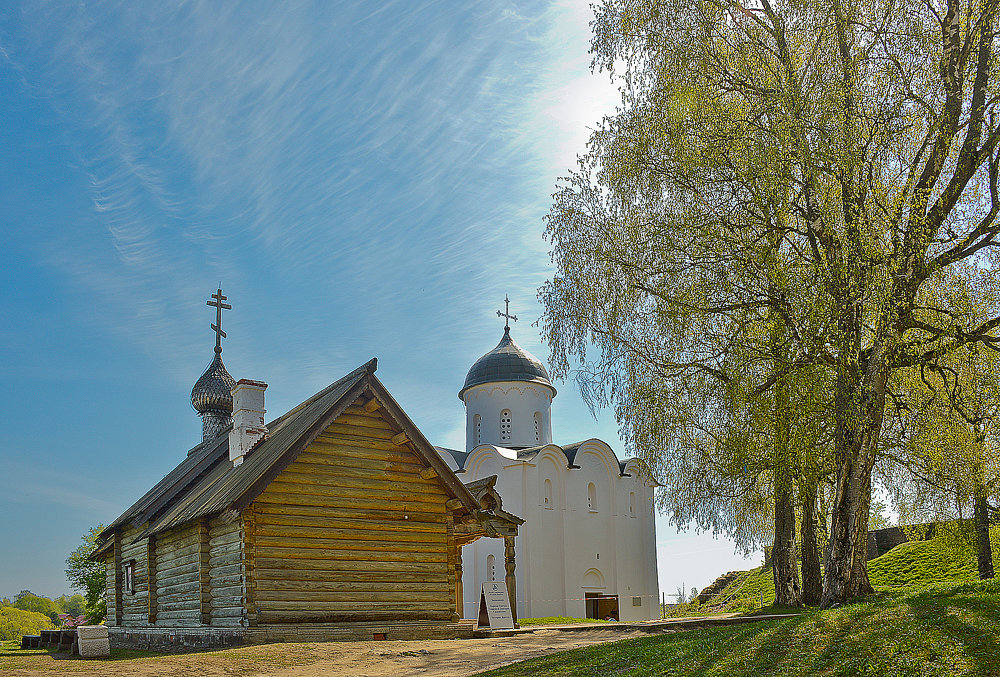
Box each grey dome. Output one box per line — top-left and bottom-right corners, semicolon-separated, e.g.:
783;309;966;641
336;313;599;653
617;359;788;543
191;354;236;414
460;327;555;399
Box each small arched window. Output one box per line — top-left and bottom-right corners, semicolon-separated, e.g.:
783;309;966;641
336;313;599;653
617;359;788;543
500;409;512;443
473;414;481;445
487;554;496;582
544;478;553;508
629;491;636;516
534;412;542;443
588;482;597;511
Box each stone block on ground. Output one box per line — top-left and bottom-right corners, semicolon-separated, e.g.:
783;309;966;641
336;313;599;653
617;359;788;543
78;637;111;658
77;625;109;640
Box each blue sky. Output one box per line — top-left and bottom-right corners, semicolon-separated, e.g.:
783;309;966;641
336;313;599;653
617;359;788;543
0;0;756;603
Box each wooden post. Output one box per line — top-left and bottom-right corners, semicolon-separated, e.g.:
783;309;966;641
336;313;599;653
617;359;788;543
113;535;123;626
147;535;157;625
504;536;518;628
446;514;459;621
455;546;464;619
199;519;212;625
243;508;257;627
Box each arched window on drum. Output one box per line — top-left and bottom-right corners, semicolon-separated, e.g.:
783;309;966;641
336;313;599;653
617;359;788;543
500;409;512;443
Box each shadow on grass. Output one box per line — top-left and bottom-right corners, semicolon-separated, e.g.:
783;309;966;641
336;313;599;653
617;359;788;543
475;582;1000;677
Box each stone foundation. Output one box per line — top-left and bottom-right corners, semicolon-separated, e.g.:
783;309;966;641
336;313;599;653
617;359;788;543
109;621;475;651
109;627;247;652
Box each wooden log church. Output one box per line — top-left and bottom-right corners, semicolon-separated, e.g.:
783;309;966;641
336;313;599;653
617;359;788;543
91;290;521;647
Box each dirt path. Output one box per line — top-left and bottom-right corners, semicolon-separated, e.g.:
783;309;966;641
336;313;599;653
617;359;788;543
4;628;650;677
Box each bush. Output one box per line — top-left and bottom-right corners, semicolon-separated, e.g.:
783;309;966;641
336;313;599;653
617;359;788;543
0;606;55;641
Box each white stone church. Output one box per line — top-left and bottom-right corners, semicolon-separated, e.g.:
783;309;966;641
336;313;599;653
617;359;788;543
435;322;660;622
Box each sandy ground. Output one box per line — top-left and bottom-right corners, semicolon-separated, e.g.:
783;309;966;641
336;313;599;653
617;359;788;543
4;628;651;677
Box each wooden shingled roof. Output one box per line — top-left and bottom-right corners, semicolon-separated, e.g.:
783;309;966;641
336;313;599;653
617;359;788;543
94;358;482;556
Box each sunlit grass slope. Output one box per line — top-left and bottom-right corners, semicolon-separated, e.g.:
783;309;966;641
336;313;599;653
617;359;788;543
710;526;1000;611
477;581;1000;677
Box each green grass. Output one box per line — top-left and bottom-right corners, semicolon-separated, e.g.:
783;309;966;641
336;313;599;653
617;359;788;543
704;566;777;612
868;528;1000;589
706;526;1000;611
518;616;609;626
475;580;1000;676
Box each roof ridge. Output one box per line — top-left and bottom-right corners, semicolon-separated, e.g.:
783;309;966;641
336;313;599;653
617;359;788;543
264;358;377;428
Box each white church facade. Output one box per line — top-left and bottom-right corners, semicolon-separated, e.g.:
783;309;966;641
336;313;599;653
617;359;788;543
435;321;660;622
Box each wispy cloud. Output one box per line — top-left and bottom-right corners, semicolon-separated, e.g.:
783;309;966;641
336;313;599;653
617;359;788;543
2;0;616;413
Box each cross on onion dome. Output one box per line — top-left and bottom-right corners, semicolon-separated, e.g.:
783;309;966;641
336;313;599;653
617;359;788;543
206;288;232;355
497;294;518;331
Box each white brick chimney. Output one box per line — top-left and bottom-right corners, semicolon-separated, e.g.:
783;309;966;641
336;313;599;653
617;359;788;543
230;379;268;467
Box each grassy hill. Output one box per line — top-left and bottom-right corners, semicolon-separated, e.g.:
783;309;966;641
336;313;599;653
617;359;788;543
478;580;1000;676
702;526;1000;611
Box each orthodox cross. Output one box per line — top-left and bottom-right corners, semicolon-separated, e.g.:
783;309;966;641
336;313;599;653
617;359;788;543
497;295;518;331
207;288;232;354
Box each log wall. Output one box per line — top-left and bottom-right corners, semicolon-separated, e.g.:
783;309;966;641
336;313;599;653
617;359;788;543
103;515;248;629
209;515;245;627
120;524;150;626
151;522;201;626
249;397;457;624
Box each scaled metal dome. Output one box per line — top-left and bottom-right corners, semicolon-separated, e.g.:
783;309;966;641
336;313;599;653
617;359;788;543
460;327;555;399
191;353;236;414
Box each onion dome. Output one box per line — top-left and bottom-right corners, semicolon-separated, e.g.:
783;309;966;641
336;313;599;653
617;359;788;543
460;327;555;399
191;353;236;415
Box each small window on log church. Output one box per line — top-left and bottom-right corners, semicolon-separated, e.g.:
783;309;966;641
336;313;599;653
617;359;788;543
124;561;135;594
500;410;512;442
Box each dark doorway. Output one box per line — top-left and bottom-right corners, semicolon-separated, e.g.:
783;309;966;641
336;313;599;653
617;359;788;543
585;593;620;620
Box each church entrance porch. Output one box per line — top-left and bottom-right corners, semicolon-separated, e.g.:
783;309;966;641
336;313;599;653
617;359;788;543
585;593;620;621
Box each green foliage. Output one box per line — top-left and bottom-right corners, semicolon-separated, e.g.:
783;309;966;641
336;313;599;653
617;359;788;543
65;524;107;623
0;606;55;641
54;594;85;617
12;592;61;624
541;0;1000;606
475;582;1000;676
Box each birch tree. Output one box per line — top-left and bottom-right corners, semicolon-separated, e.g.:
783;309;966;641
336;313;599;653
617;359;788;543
542;0;1000;606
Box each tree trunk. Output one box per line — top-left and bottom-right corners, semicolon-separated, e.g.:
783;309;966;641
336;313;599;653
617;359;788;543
771;324;801;608
821;302;884;607
975;487;994;580
799;480;822;606
773;473;801;606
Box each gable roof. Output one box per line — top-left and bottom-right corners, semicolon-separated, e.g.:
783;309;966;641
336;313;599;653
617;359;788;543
95;358;481;555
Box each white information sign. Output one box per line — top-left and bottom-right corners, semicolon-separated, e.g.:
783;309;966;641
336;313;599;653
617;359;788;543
478;582;515;630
